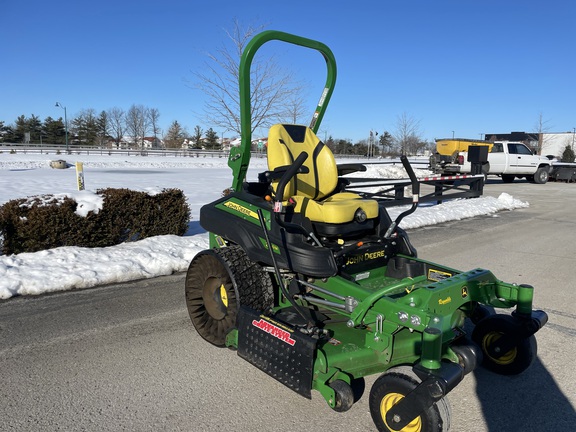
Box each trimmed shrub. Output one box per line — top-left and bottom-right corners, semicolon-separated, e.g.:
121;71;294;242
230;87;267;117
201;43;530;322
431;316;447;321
0;188;190;255
561;145;575;163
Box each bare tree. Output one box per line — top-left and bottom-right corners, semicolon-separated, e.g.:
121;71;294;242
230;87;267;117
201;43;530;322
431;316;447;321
284;90;308;124
193;20;303;136
125;104;150;148
107;107;125;148
148;108;162;146
533;112;553;155
393;112;423;155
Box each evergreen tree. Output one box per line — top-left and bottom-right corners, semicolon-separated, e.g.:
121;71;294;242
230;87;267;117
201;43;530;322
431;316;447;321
561;144;575;163
0;121;12;142
44;117;66;144
192;125;203;149
334;138;353;155
164;120;187;148
71;109;98;146
8;115;28;143
205;128;219;150
379;131;394;155
325;135;335;152
27;115;43;143
96;110;109;147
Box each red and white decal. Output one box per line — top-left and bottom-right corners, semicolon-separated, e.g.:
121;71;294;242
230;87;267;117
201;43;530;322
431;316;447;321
252;319;296;346
422;174;483;181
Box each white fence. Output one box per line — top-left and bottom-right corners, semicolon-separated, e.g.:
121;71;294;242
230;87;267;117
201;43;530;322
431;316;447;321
0;143;381;160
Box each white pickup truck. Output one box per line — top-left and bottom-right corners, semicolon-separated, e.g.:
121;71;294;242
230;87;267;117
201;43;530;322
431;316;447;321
439;141;552;184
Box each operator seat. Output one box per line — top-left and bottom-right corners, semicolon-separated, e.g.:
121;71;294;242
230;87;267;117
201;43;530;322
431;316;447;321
267;124;379;234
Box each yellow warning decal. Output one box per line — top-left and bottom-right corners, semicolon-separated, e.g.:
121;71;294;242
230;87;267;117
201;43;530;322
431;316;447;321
428;269;453;282
223;201;259;220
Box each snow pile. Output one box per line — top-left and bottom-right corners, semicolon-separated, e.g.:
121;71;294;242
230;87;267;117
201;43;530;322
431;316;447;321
17;191;105;217
72;191;105;216
363;163;432;180
392;193;529;229
0;234;209;299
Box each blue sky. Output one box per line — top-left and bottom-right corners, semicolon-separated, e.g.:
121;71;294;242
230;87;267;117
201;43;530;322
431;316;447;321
2;0;574;142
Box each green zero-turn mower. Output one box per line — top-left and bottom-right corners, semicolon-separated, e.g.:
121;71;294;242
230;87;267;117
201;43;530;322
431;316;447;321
185;31;548;432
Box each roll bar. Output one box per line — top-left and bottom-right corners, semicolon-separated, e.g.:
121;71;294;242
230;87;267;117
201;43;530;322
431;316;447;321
228;30;337;192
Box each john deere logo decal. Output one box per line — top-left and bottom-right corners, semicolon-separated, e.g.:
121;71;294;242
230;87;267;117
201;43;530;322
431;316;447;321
461;286;468;298
223;201;259;220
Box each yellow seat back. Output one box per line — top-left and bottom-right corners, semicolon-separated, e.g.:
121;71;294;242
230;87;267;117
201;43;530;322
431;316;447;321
267;124;338;201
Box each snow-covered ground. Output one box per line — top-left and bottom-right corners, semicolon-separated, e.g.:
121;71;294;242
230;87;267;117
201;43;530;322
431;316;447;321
0;152;528;300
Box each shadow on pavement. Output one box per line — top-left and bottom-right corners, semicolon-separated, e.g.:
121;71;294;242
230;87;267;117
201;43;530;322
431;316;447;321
474;356;576;431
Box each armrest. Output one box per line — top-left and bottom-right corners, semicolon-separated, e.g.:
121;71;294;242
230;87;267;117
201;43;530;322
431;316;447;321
337;163;367;176
275;152;309;202
258;163;310;183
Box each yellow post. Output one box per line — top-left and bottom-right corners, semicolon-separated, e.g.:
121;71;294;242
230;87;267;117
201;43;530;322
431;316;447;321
75;162;85;191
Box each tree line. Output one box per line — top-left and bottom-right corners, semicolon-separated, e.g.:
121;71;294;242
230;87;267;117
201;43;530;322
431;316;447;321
0;106;231;151
0;109;431;155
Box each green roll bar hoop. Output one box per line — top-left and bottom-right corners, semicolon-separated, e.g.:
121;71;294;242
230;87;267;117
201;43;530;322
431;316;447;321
228;30;337;192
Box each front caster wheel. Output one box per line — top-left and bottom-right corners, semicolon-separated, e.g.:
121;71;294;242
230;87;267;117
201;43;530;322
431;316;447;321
329;380;354;412
472;314;537;375
369;366;451;432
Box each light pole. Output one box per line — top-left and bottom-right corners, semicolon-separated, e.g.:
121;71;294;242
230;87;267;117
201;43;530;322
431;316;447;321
55;102;68;152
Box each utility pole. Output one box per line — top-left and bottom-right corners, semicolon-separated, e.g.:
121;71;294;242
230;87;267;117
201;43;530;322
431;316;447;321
55;102;68;152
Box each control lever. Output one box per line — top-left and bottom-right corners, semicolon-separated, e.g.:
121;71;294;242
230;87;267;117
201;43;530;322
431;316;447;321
384;155;420;239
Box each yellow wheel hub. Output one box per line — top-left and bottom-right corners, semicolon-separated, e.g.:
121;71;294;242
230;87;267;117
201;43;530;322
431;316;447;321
483;331;516;365
380;392;422;432
219;284;228;307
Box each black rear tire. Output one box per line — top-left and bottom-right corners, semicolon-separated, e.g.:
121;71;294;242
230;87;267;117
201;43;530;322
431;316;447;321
472;314;537;375
185;245;274;346
501;174;515;183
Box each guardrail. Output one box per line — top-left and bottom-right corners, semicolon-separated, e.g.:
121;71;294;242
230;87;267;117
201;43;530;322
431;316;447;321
0;143;235;158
